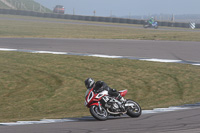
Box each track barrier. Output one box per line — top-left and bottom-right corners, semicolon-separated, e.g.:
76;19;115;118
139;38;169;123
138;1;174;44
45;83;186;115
0;8;199;29
189;22;196;29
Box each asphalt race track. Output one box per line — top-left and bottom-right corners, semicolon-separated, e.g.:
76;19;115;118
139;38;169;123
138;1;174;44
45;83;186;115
0;38;200;62
0;107;200;133
0;38;200;133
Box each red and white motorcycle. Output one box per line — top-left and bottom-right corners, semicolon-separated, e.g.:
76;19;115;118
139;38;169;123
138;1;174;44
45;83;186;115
85;88;141;121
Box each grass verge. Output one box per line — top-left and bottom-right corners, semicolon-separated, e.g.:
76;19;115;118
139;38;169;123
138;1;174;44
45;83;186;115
0;14;200;41
0;51;200;122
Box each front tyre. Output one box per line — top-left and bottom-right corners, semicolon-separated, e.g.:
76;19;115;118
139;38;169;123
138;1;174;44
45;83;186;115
90;105;108;121
126;100;142;118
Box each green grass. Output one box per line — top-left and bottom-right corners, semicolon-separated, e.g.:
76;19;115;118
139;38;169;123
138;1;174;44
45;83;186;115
0;14;200;122
0;51;200;122
0;1;9;9
0;14;200;41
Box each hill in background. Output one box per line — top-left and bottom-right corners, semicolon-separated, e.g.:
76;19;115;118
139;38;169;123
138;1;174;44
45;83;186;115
0;0;52;13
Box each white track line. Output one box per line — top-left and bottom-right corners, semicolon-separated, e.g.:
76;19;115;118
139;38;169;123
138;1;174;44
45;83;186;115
1;104;200;126
0;48;199;66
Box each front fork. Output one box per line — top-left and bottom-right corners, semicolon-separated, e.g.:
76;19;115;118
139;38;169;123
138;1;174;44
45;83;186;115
98;101;103;113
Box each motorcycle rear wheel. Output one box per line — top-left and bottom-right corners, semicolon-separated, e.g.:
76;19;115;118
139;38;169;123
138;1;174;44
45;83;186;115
126;100;142;118
90;105;108;121
143;24;149;28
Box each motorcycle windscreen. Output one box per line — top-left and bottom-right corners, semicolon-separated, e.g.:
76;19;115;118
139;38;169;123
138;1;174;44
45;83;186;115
85;89;90;98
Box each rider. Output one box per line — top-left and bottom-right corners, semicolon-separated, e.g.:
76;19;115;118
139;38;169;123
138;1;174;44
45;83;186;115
84;78;126;103
148;17;155;25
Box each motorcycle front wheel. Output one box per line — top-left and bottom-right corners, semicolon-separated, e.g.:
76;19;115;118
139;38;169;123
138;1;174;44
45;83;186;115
90;105;108;121
126;100;142;118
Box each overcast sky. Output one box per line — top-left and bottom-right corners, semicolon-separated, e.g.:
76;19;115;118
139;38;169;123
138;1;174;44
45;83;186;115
34;0;200;17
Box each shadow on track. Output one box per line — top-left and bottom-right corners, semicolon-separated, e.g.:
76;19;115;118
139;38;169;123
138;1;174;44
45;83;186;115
66;115;133;122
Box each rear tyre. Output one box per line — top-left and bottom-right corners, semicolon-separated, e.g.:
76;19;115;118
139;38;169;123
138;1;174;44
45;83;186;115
90;105;108;121
126;100;142;118
154;25;158;29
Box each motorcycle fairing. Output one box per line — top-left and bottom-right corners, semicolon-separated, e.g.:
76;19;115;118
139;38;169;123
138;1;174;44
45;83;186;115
119;89;128;97
85;89;108;107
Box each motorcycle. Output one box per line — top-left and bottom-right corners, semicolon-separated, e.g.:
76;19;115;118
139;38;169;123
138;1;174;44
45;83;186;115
85;88;142;121
143;20;158;29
